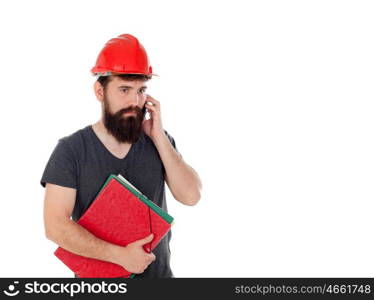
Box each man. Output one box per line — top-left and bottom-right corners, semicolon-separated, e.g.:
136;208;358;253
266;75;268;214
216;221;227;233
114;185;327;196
41;34;202;278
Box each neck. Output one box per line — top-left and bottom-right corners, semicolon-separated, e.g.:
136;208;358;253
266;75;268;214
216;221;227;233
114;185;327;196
93;119;132;147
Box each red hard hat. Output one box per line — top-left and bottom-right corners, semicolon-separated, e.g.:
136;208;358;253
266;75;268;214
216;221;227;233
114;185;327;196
91;34;156;76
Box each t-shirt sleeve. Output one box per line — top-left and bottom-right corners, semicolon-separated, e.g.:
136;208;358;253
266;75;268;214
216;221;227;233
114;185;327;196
40;139;78;189
164;130;182;158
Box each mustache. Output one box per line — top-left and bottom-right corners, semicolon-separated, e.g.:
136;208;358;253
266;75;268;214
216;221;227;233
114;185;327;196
114;106;145;117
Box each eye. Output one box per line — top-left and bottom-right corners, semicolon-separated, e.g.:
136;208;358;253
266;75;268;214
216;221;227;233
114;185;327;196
121;89;128;93
139;89;146;94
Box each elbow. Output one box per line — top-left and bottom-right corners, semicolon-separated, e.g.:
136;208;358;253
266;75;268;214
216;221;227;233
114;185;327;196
183;187;202;206
173;172;202;206
186;178;202;206
45;225;55;242
186;194;200;206
44;218;66;243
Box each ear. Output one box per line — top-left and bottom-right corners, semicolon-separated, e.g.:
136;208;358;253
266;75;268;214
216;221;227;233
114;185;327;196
94;81;104;103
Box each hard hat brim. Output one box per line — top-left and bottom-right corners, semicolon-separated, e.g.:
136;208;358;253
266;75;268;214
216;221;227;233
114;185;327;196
91;71;159;77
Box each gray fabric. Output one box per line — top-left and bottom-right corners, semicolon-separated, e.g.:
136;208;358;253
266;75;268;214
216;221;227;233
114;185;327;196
41;125;178;278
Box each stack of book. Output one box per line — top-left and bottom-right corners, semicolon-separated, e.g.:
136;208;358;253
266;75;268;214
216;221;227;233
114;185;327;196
54;174;174;278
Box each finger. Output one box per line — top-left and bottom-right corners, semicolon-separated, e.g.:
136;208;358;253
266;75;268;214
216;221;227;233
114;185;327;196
145;95;160;105
145;101;157;108
145;104;156;112
145;105;158;115
136;233;154;246
147;255;156;264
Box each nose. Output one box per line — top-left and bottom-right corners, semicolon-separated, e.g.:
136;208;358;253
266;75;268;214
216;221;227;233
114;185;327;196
128;92;143;107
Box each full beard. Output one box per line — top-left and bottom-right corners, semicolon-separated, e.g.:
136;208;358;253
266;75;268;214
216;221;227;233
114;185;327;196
103;97;146;144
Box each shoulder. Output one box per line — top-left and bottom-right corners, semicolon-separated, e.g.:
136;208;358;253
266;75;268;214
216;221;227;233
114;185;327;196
164;129;173;139
140;129;177;146
56;125;91;156
60;125;90;144
163;129;177;147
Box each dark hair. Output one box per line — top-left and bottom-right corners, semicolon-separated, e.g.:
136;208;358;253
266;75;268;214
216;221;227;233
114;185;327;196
97;73;152;90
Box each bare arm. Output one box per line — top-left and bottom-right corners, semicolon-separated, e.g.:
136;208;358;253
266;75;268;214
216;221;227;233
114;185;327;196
142;95;202;206
153;132;202;206
44;183;155;273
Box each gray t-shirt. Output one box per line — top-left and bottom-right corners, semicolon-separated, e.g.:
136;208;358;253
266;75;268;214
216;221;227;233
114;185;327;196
41;125;179;278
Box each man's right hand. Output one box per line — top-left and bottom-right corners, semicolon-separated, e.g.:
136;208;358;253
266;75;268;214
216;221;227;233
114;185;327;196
116;233;156;274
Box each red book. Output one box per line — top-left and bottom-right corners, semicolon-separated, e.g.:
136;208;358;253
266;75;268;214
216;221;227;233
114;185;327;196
54;174;174;278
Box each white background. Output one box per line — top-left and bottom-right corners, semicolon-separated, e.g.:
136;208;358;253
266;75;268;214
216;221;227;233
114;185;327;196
0;0;373;277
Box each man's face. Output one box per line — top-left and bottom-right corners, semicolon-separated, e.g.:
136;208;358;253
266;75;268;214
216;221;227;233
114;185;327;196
102;76;148;143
